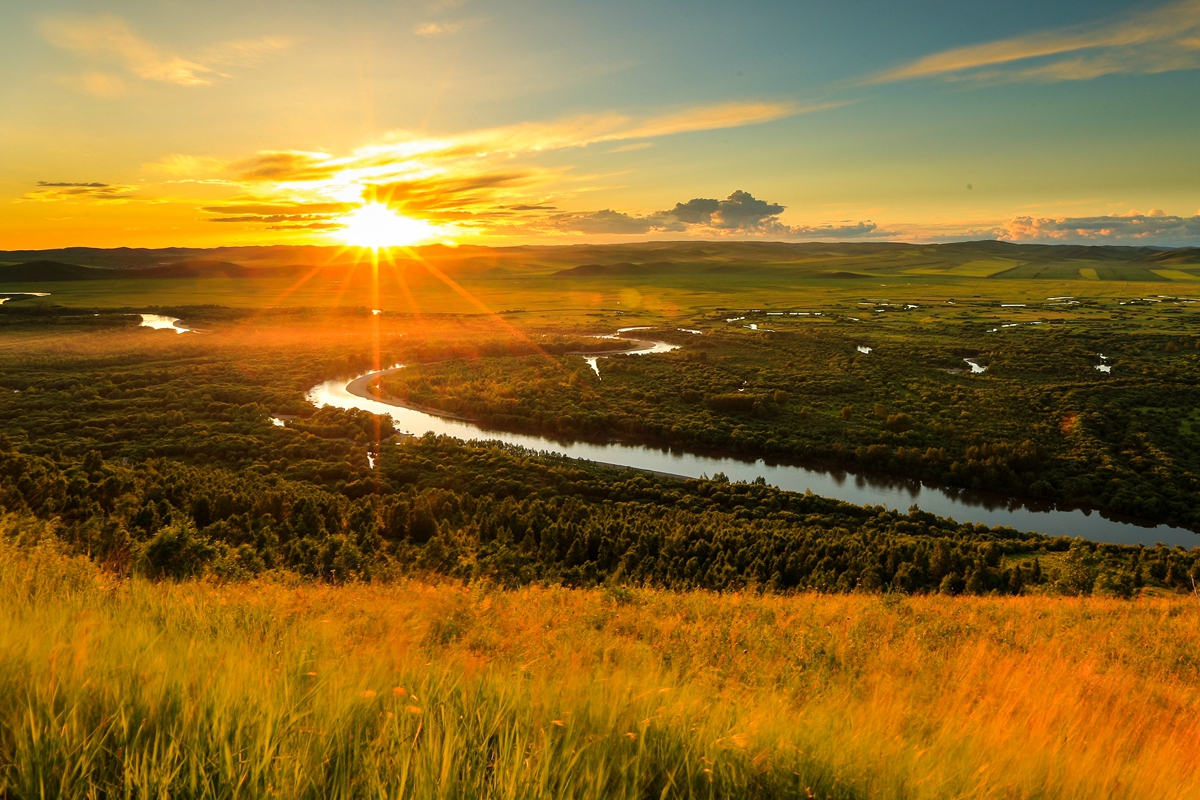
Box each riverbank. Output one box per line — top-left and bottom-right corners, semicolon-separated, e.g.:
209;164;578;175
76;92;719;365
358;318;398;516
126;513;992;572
325;365;1199;546
347;367;476;422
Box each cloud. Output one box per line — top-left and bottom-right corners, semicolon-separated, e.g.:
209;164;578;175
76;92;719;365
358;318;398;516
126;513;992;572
231;151;338;181
547;209;661;235
41;15;217;86
668;198;721;225
21;182;139;202
201;199;354;230
663;191;788;233
870;0;1200;84
204;37;296;67
41;15;293;89
147;154;231;180
999;210;1200;242
415;21;466;37
608;142;653;154
789;221;883;239
534;191;884;240
709;190;784;231
176;101;822;234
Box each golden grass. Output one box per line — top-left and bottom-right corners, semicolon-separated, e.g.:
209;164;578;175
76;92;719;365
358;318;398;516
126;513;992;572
2;519;1199;798
904;259;1017;278
1151;269;1200;282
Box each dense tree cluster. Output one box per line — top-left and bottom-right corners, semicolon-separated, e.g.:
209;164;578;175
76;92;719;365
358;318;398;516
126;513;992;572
381;319;1200;527
4;432;1195;595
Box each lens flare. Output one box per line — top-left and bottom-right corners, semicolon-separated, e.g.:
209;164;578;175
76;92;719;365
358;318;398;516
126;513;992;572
336;203;435;248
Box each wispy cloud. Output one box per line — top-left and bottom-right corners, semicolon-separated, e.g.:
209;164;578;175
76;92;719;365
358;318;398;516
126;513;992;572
171;100;822;233
21;182;139;202
204;37;294;67
415;20;469;37
40;15;293;89
870;0;1200;84
41;15;217;86
608;142;653;154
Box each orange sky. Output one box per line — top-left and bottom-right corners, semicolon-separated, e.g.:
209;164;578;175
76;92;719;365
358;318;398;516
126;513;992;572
3;1;1199;248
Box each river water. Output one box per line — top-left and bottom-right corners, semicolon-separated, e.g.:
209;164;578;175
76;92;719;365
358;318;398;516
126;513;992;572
307;361;1199;548
138;314;192;333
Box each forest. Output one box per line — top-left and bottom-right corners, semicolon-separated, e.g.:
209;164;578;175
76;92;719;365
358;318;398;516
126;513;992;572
0;301;1196;596
377;302;1200;527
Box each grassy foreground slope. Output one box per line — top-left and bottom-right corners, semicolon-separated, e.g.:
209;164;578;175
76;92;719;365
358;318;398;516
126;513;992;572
2;517;1198;800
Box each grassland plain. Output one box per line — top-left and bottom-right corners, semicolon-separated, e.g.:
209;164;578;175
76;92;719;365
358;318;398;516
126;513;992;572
3;241;1200;313
2;517;1198;799
4;242;1200;798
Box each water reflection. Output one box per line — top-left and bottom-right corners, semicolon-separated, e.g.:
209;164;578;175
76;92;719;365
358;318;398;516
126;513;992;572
308;365;1199;547
0;292;51;305
138;314;192;334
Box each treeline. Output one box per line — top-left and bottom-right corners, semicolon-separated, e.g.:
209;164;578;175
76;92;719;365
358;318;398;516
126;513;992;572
2;432;1196;596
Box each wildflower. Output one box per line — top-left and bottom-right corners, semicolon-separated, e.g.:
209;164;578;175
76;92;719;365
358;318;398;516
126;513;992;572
393;686;407;697
362;690;377;699
406;705;422;715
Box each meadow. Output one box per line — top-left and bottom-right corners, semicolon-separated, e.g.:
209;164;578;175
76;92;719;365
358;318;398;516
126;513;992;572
3;240;1200;797
3;517;1198;799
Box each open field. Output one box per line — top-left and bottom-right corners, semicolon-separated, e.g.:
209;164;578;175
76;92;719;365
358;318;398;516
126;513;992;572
3;241;1200;313
3;242;1200;797
2;521;1198;799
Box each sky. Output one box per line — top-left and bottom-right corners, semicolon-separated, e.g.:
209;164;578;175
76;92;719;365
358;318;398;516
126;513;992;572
1;0;1199;248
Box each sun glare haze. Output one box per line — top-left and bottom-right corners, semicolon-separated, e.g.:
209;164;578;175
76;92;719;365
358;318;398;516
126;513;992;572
4;3;1200;797
336;203;436;249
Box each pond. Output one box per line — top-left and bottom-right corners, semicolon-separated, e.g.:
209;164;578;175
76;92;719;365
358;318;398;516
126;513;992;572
138;314;192;333
963;358;988;374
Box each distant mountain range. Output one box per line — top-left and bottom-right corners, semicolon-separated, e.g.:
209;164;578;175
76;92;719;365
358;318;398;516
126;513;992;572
2;240;1198;284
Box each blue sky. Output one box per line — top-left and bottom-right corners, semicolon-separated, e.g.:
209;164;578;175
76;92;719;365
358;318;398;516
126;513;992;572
1;0;1197;247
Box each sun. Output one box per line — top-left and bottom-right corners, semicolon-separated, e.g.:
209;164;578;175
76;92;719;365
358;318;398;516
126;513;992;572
336;203;435;248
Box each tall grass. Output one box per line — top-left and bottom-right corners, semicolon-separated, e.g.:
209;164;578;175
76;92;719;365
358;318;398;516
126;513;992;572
1;516;1198;799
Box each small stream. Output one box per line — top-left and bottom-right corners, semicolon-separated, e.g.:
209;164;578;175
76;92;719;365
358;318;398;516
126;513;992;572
0;292;51;305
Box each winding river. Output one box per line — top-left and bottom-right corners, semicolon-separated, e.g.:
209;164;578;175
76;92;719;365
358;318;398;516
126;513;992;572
307;342;1199;548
